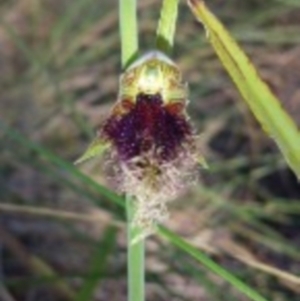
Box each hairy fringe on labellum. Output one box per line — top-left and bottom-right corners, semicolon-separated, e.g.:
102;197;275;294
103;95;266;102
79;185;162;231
99;51;202;239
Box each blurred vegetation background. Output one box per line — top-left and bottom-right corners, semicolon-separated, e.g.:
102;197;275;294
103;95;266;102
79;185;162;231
0;0;300;300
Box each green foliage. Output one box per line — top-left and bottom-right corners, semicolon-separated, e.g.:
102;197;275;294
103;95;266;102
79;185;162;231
156;0;179;55
159;227;269;301
1;0;300;300
75;227;117;301
188;0;300;178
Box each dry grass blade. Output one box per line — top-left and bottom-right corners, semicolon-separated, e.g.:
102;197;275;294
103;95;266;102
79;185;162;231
0;203;122;227
218;237;300;287
0;226;75;300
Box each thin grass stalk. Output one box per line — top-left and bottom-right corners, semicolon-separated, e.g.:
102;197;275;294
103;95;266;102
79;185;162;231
119;1;145;301
159;227;269;301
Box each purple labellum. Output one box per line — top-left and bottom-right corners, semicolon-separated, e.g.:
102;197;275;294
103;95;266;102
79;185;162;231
90;51;203;239
101;93;192;162
75;51;204;240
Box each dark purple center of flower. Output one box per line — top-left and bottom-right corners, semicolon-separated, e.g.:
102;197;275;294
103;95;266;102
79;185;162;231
102;93;191;161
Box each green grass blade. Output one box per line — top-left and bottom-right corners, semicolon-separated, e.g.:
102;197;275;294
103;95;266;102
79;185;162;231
187;0;300;178
1;122;274;301
156;0;180;55
50;0;96;45
1;21;42;72
119;0;139;69
75;226;117;301
0;121;123;206
158;226;270;301
274;0;300;7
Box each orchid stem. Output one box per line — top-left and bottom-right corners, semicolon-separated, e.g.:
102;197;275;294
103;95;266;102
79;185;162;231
126;196;145;301
119;0;144;300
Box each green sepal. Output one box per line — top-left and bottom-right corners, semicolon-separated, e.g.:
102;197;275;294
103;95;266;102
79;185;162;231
74;138;110;165
197;155;209;169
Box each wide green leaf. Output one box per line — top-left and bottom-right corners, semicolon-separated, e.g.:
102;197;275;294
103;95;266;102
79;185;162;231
187;0;300;178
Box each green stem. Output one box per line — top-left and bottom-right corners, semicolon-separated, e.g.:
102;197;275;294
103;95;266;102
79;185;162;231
119;0;139;69
119;0;144;300
119;0;144;299
156;0;180;55
126;196;145;301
